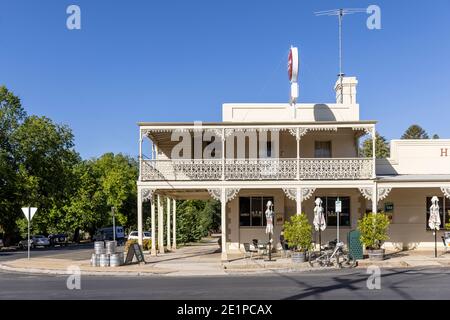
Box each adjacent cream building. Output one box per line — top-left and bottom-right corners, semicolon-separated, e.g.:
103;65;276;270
136;76;450;260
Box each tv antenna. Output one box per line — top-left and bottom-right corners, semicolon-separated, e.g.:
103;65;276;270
315;8;366;103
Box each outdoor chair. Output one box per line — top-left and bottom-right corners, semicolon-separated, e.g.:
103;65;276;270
280;241;290;258
243;243;258;261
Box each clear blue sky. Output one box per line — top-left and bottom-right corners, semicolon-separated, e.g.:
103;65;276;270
1;0;450;159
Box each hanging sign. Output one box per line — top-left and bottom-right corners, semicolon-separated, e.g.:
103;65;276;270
335;199;342;213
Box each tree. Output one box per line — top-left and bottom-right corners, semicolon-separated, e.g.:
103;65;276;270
12;116;80;235
62;162;108;240
401;125;429;139
358;213;390;250
0;86;26;244
0;86;142;243
282;214;313;252
91;153;138;228
432;134;440;139
175;199;220;244
198;200;221;235
176;200;205;244
360;133;390;158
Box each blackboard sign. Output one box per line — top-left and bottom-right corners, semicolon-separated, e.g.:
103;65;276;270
124;243;145;265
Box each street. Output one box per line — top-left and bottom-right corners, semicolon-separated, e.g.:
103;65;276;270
0;243;94;262
1;266;450;300
2;245;450;300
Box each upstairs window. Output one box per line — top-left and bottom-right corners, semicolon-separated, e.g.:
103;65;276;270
315;141;332;158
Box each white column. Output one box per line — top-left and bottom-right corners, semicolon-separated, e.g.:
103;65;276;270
372;184;378;213
296;130;300;181
151;198;157;255
222;128;225;181
296;187;302;215
172;199;177;250
166;197;171;251
157;195;165;253
372;125;376;179
138;132;143;180
221;188;227;261
137;187;143;246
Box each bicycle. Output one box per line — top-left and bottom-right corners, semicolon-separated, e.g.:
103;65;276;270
308;240;356;268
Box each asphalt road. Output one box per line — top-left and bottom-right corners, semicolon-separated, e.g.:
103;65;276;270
0;243;94;262
1;267;450;300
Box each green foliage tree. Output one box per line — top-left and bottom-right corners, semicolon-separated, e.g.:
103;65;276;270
282;214;313;252
176;200;204;244
198;200;221;235
90;153;138;228
175;199;220;244
0;87;26;244
401;124;429;139
432;134;440;139
62;154;138;240
357;213;390;250
12;116;80;235
360;133;390;158
1;86;216;246
62;162;109;240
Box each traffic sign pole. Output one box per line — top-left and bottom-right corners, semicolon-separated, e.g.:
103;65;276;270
112;207;116;242
336;198;342;243
28;207;30;260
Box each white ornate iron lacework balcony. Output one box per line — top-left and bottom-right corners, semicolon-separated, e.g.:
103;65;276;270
141;158;373;181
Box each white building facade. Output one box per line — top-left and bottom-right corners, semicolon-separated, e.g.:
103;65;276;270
137;77;450;260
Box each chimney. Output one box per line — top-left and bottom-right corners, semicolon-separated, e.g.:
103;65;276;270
334;76;358;104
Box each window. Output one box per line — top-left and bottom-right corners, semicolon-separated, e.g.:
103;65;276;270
239;196;274;227
267;141;272;158
315;141;332;158
426;197;450;230
316;196;351;227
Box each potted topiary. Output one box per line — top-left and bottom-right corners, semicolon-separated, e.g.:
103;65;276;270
357;213;390;261
283;214;313;263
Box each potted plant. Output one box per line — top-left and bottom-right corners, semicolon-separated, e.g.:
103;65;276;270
357;213;390;261
283;214;313;263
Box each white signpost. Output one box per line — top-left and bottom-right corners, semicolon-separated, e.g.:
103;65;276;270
21;207;38;260
335;198;342;243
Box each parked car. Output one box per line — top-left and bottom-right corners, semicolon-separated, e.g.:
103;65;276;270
18;235;50;249
48;234;69;247
127;231;151;240
92;226;125;244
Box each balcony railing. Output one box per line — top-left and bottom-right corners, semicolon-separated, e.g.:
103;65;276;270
141;158;374;181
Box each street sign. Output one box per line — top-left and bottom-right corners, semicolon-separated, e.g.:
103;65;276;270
21;207;38;221
335;200;342;213
21;207;38;260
